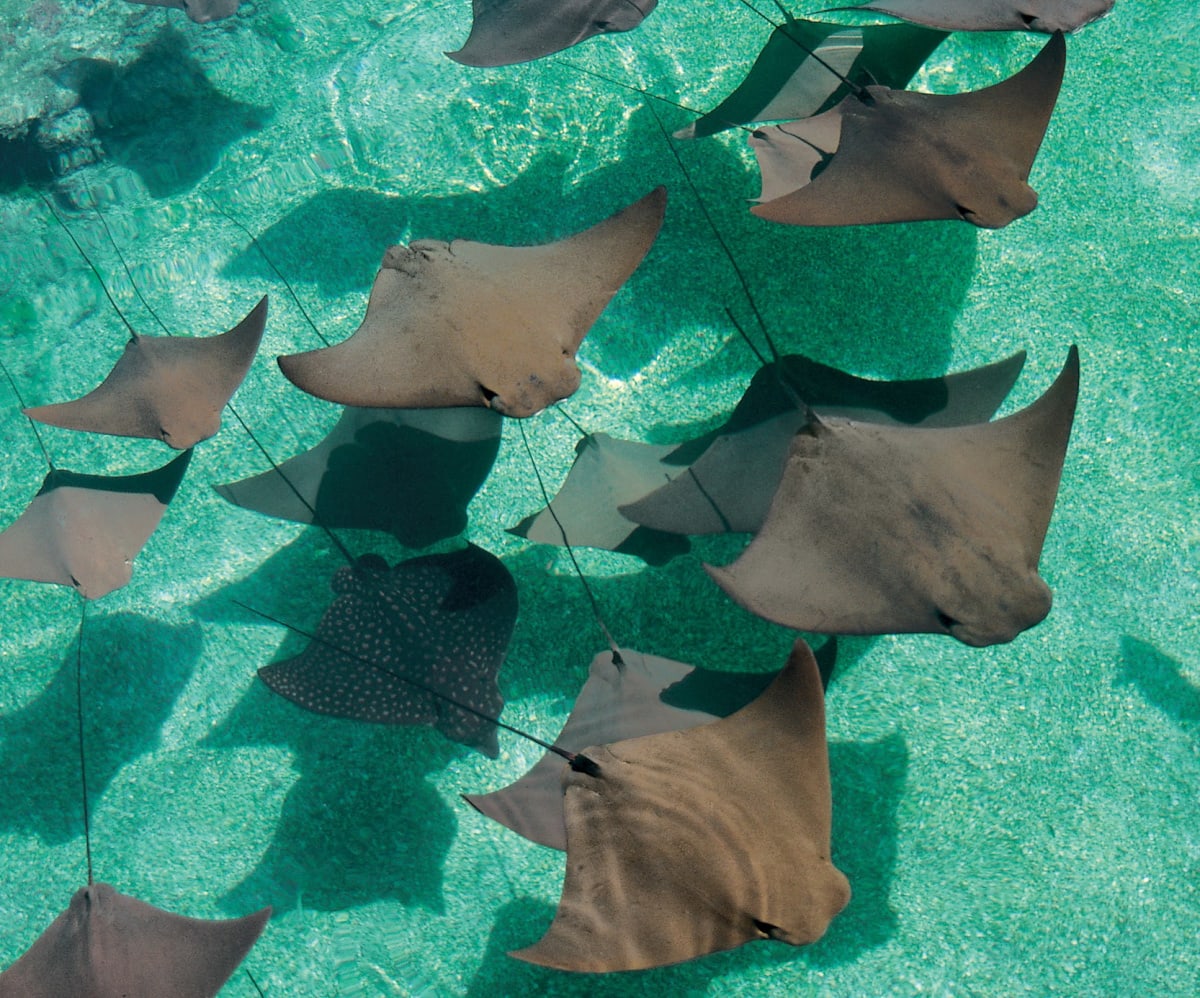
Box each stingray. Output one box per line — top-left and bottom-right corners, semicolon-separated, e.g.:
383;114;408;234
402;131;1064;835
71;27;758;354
258;544;518;757
0;450;192;599
677;18;946;139
517;350;1026;556
215;405;502;548
512;638;850;971
277;187;666;418
0;883;269;997
124;0;241;25
836;0;1115;33
750;31;1066;228
447;0;658;67
707;346;1080;647
466;639;836;850
508;432;693;565
24;296;267;450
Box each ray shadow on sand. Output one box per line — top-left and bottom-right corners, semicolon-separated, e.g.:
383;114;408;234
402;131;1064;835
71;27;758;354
0;611;202;844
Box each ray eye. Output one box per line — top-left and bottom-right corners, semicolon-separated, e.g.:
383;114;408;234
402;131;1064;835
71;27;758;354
478;384;499;405
1019;13;1037;27
936;610;959;630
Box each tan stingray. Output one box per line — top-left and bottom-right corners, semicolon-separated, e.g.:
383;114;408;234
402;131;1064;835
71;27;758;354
0;883;269;998
25;297;267;450
751;31;1066;228
0;451;191;600
278;188;666;418
512;639;849;972
707;347;1079;647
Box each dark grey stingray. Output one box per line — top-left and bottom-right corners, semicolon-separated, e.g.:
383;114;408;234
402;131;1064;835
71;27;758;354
277;188;665;418
837;0;1114;32
259;544;517;757
124;0;240;23
677;18;946;139
517;350;1025;556
512;639;849;971
708;347;1080;647
0;450;191;599
447;0;658;67
751;31;1066;228
24;297;266;449
465;639;836;850
215;405;502;548
0;883;269;997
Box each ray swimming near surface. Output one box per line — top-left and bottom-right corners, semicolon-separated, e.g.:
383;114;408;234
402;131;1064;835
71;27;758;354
0;594;269;995
124;0;242;24
707;347;1080;646
447;0;659;67
215;405;503;549
750;31;1067;227
676;15;946;138
465;637;837;850
512;638;850;971
256;545;519;758
0;451;192;600
277;187;666;418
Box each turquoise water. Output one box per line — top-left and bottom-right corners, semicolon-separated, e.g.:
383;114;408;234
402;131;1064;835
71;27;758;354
1;1;1197;994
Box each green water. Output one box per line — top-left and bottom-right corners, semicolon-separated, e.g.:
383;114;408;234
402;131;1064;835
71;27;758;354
0;1;1197;994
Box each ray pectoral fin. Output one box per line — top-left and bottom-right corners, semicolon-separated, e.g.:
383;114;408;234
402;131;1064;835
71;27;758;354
842;1;1114;33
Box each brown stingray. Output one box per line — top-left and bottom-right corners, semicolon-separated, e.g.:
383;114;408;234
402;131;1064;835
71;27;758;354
466;641;835;850
751;31;1066;228
0;882;269;997
512;638;849;971
277;188;666;418
24;297;267;449
0;450;191;600
838;0;1114;33
708;347;1079;647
